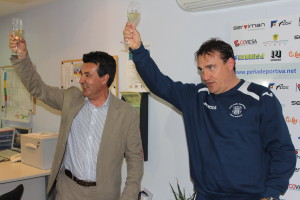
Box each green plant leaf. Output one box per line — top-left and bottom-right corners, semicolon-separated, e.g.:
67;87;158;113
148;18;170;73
170;181;196;200
177;182;184;199
170;183;179;200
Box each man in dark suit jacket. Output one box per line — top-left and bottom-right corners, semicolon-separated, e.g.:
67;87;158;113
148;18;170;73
9;34;144;200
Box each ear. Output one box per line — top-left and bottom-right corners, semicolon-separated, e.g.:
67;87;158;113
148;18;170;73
226;57;235;71
101;74;110;85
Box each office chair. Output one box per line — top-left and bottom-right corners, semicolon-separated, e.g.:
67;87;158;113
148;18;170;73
138;190;150;200
0;184;24;200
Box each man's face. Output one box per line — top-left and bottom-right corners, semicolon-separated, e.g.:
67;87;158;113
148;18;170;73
197;51;234;94
79;62;108;100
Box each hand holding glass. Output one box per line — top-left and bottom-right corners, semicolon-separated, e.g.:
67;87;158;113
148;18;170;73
11;18;24;55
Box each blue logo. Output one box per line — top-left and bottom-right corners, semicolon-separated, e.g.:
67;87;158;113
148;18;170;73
268;83;275;89
271;20;277;28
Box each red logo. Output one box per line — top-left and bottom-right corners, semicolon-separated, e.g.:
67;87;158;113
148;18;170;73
285;116;299;124
289;183;300;191
289;51;300;58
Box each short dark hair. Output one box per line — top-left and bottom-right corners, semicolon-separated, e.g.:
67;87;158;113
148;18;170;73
82;51;116;87
195;38;236;71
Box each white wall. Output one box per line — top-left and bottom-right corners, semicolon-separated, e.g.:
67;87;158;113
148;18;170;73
0;0;299;199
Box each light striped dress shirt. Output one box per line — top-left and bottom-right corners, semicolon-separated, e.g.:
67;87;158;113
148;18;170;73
63;94;110;181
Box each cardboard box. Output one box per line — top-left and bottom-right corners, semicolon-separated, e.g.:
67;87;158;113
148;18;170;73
21;132;58;169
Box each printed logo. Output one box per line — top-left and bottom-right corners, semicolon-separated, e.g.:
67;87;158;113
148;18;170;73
234;54;265;60
296;149;300;159
289;51;300;58
268;83;288;90
288;183;300;191
276;83;289;90
291;101;300;105
234;39;257;47
229;103;246;118
296;83;300;92
268;83;275;89
263;34;288;46
271;19;292;28
271;50;282;61
233;23;265;31
271;20;277;27
279;20;292;26
203;102;217;110
285;116;299;124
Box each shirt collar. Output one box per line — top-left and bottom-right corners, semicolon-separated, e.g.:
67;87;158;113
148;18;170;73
84;91;111;109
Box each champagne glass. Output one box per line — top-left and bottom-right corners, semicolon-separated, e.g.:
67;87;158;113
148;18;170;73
127;0;141;25
121;0;141;45
11;18;24;55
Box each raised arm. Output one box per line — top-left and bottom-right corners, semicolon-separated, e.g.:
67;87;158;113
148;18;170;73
9;33;64;110
122;23;196;111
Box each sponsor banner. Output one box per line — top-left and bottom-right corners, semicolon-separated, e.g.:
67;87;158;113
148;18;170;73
231;15;300;66
231;15;300;200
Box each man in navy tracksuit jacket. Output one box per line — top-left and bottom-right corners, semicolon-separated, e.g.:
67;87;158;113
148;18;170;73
123;23;296;200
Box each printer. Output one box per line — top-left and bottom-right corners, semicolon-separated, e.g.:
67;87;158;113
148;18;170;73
21;132;58;170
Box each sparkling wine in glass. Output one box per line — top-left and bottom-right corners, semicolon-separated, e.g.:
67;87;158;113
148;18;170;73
11;18;24;55
127;1;141;25
121;0;141;45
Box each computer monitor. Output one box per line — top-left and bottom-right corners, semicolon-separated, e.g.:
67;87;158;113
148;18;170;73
0;128;14;150
11;127;31;151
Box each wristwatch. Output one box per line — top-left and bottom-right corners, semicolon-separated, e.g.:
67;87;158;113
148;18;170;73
266;198;278;200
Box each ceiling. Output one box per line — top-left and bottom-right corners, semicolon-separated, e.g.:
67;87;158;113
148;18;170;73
0;0;57;18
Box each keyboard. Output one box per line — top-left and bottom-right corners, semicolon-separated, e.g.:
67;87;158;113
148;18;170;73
0;149;19;159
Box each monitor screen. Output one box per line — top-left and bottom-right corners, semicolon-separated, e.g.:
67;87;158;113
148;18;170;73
0;128;14;150
12;127;31;150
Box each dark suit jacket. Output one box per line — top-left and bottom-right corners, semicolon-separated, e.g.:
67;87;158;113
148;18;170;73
11;55;144;200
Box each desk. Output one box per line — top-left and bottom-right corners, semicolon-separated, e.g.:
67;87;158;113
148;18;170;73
0;161;50;200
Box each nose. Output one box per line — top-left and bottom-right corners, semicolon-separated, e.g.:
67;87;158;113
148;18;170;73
79;75;85;84
201;70;210;81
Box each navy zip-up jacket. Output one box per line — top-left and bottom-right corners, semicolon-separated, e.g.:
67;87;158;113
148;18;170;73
131;44;296;200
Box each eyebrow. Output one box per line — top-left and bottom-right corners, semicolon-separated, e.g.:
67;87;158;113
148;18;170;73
198;64;215;70
79;71;93;76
